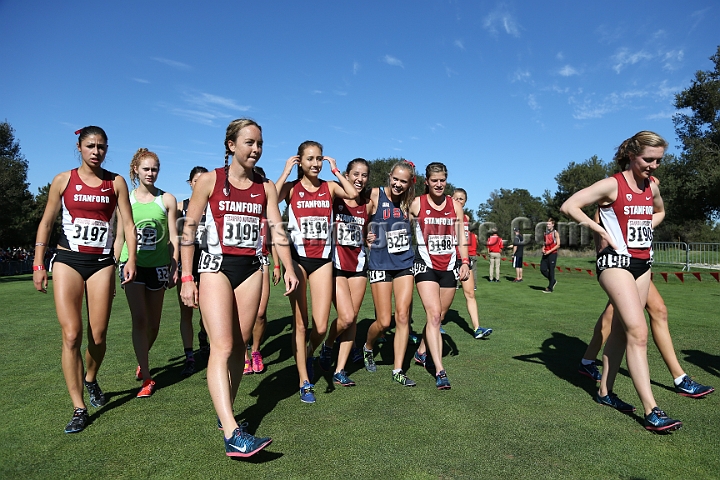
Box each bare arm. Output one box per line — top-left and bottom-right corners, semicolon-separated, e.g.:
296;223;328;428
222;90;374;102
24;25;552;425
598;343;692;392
454;199;470;281
324;157;358;201
32;172;69;293
115;176;137;284
264;179;299;296
276;155;298;202
164;192;180;287
651;182;665;228
560;176;619;251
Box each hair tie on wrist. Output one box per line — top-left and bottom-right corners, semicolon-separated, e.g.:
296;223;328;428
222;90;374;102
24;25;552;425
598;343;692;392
331;167;340;175
181;275;195;283
273;265;281;269
35;242;47;247
33;265;45;271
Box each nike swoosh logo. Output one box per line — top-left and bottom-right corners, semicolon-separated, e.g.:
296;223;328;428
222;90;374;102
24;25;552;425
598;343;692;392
228;443;248;453
99;257;111;262
318;193;327;196
444;212;451;216
645;197;651;200
101;188;112;192
250;193;261;198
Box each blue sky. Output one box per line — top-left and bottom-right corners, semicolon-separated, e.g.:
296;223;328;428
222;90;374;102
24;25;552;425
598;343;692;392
1;1;718;211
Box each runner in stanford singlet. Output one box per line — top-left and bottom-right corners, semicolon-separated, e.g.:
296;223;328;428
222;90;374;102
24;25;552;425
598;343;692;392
286;180;333;259
561;130;682;433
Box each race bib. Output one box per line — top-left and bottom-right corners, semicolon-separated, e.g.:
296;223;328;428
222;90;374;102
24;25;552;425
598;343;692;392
627;219;652;249
337;222;362;247
136;226;157;251
71;218;109;249
156;266;169;282
368;270;386;283
428;234;454;255
301;216;329;240
223;215;260;248
197;251;222;273
386;229;409;254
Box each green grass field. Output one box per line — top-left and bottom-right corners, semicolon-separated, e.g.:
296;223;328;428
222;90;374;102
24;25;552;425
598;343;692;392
1;256;718;479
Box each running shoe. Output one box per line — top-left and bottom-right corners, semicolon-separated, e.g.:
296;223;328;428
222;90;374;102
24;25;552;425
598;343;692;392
224;426;272;458
414;350;427;366
350;345;363;363
436;370;451;390
181;358;196;377
363;348;376;373
83;378;106;407
333;370;356;387
251;351;265;374
644;407;682;433
408;333;421;344
675;375;715;398
299;380;316;403
578;361;602;382
542;288;552;294
439;325;447;334
551;279;558;290
135;365;142;381
595;391;636;412
64;408;89;434
318;343;333;372
137;379;156;398
243;359;253;375
474;327;493;339
392;370;416;387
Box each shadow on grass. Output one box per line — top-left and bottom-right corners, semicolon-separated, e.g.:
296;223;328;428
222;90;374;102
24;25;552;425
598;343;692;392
681;349;720;378
513;332;598;398
257;316;294;368
0;275;37;283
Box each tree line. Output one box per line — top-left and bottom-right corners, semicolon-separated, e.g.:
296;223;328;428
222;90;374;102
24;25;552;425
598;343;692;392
3;46;719;248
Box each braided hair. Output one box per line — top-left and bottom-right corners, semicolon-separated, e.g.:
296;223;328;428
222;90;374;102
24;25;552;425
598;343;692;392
224;118;262;196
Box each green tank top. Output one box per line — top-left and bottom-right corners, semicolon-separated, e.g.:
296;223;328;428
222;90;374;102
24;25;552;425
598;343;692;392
120;189;171;267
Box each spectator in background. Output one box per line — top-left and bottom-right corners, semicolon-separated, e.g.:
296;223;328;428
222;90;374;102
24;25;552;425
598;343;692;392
540;218;560;293
512;227;524;282
486;227;503;282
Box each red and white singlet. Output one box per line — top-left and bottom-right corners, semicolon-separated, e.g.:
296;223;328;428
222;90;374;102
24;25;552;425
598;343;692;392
599;172;653;260
58;169;117;255
204;168;266;257
287;180;333;259
414;195;457;271
260;218;270;258
332;197;368;272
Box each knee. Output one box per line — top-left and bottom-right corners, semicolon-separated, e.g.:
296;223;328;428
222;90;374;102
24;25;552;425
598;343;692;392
62;329;83;350
625;325;649;348
313;324;327;338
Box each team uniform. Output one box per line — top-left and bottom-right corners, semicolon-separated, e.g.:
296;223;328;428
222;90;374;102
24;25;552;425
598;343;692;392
413;194;459;288
597;172;654;279
54;168;117;280
287;180;333;275
199;168;265;289
332;196;368;278
460;215;478;285
367;188;414;283
512;232;524;268
259;218;271;266
119;189;172;290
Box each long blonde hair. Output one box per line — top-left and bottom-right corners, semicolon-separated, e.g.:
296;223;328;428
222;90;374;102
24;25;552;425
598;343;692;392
614;131;668;170
388;160;416;215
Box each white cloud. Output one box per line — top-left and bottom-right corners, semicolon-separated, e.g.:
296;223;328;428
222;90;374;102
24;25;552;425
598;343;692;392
454;39;465;50
512;69;531;83
445;66;459;77
611;48;653;73
556;52;564;61
132;78;149;84
657;80;683;99
527;94;539;110
383;55;404;68
646;111;674;120
661;49;684;71
186;92;250;111
353;61;360;75
483;6;520;37
558;65;579;77
333;90;348;96
152;57;191;70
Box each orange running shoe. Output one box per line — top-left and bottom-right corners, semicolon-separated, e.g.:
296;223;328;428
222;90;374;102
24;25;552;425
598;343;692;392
251;351;265;373
137;379;156;398
243;359;253;375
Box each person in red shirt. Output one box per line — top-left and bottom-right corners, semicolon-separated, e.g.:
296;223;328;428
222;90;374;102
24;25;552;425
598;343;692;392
486;228;503;282
540;218;560;293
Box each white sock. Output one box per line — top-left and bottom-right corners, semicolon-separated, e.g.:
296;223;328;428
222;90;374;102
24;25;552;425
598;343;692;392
674;374;688;386
581;359;595;366
363;345;372;353
392;368;402;375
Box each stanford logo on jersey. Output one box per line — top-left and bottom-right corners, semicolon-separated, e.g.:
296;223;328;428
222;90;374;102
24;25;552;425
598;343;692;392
299;192;305;198
626;194;633;202
76;185;82;191
339;205;344;211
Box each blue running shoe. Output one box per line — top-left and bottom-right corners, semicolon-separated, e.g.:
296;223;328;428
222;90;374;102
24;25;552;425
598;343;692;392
363;348;376;373
224;426;272;457
333;370;356;387
595;391;636;412
64;408;89;434
474;327;493;339
300;380;316;403
84;379;106;407
318;343;333;372
436;370;451;390
644;407;682;433
392;370;416;387
579;362;602;382
675;375;715;398
439;325;447;334
414;350;427;366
